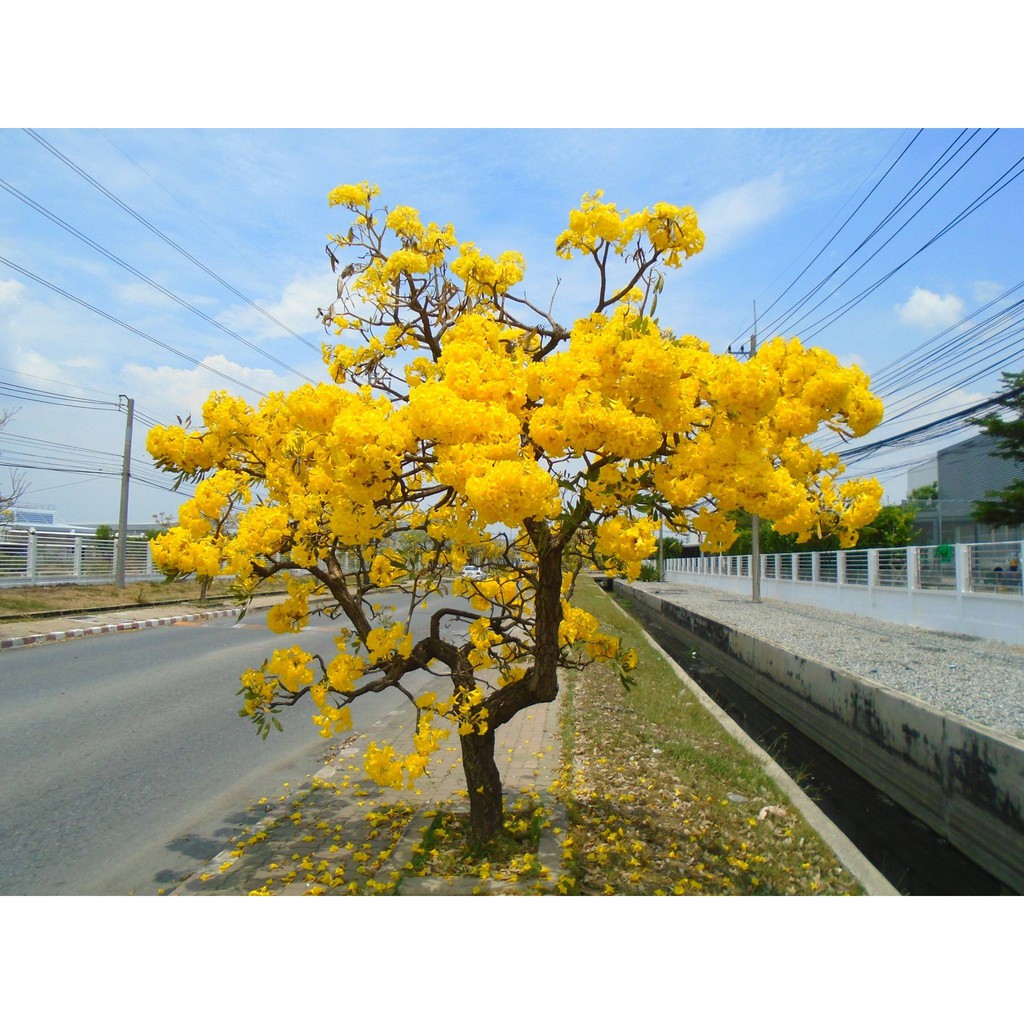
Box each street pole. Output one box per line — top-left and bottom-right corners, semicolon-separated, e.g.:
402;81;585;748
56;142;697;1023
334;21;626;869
116;396;134;588
658;513;664;581
749;303;761;603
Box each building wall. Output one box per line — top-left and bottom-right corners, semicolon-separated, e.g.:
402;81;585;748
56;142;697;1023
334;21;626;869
907;457;938;495
938;434;1017;501
906;433;1023;544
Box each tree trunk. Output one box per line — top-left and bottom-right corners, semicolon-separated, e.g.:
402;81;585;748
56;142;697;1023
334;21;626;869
457;539;566;844
460;727;504;843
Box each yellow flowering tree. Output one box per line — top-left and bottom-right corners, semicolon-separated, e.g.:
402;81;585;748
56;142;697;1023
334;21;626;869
147;184;883;841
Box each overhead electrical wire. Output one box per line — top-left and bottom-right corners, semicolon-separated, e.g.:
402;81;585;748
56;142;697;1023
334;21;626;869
95;128;328;339
0;380;121;410
0;256;270;400
24;128;323;354
0;366;125;401
735;130;1024;362
800;154;1024;342
759;131;1004;343
733;129;924;345
741;130;983;343
720;129;1024;490
0;175;318;385
827;387;1022;472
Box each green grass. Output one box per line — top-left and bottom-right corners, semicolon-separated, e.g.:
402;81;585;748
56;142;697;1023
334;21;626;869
391;578;866;896
555;579;864;895
0;578;241;619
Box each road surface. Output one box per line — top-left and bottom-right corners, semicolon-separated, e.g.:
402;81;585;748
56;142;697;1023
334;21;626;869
0;595;469;894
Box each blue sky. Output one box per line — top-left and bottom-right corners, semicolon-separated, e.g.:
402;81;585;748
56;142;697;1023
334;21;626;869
3;125;1024;526
2;4;1021;528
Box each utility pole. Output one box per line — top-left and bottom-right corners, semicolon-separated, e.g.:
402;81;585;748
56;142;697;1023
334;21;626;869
657;513;664;581
749;303;761;603
116;396;134;588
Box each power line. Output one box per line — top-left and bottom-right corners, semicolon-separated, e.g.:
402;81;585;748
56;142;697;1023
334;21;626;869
95;128;327;339
734;129;924;345
0;256;270;399
801;152;1024;341
24;128;323;354
746;130;982;342
0;175;318;384
0;366;122;400
834;388;1022;467
0;380;120;410
765;131;1004;342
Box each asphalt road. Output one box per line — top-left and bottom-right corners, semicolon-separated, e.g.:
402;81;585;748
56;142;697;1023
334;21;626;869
0;596;470;895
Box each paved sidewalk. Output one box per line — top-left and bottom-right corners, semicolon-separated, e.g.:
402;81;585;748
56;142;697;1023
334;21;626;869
169;687;566;896
0;601;245;649
2;595;567;895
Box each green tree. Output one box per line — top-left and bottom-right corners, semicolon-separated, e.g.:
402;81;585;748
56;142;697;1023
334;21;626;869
909;482;938;501
970;370;1024;527
857;504;919;549
726;503;919;554
660;535;693;559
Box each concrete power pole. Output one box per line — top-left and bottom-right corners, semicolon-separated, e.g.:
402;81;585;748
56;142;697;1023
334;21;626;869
749;304;761;603
116;396;134;588
657;513;664;581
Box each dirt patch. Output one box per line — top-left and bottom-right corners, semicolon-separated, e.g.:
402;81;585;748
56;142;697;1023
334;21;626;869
0;579;238;619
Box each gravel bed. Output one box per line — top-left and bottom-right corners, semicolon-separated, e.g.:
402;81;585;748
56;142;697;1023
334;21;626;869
629;581;1024;740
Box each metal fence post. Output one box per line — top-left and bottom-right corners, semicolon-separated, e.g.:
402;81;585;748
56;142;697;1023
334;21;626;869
956;543;969;594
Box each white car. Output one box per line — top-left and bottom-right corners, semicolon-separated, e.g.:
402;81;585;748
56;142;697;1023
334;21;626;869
462;565;485;581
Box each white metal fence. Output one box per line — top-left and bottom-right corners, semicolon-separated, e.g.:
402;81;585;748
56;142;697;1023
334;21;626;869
659;540;1024;644
0;528;158;586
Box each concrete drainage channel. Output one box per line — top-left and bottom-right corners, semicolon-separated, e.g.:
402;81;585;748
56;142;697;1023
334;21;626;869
615;583;1020;896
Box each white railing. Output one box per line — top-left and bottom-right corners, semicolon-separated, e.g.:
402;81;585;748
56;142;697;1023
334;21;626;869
0;528;158;586
658;540;1024;644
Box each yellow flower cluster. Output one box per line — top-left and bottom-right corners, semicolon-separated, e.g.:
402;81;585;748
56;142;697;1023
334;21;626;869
405;312;561;528
467;617;502;670
555;190;705;268
265;646;314;694
327;648;365;691
437;686;490;737
311;704;352;739
363;707;447;789
364;622;414;665
594;517;658;579
266;577;315;634
450;242;526;297
146;181;886;794
328;181;380;208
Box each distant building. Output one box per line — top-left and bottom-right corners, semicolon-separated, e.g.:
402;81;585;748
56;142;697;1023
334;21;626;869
3;504;72;530
908;434;1023;544
907;457;938;496
1;505;151;537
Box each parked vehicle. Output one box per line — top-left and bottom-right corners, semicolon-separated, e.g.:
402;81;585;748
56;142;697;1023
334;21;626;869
462;565;485;581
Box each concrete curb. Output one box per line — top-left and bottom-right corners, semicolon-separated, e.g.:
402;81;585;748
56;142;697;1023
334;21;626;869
627;607;900;896
0;607;241;650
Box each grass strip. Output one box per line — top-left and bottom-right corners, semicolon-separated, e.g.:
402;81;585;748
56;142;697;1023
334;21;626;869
554;579;864;895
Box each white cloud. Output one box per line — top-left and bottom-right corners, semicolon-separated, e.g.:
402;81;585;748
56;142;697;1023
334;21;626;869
896;287;965;329
697;173;787;254
0;278;26;305
217;269;336;344
8;347;102;384
971;280;1006;305
122;355;290;422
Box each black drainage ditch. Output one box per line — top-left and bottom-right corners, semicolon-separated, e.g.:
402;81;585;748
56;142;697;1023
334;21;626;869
620;597;1009;896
